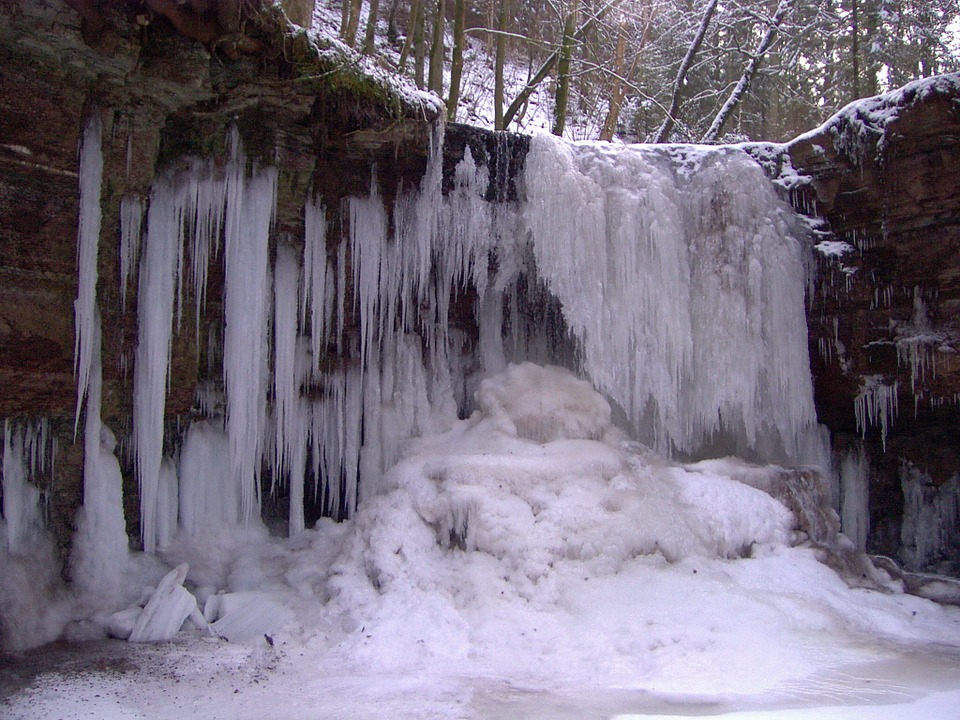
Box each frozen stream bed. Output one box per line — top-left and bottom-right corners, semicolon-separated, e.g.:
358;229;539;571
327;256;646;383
2;634;960;719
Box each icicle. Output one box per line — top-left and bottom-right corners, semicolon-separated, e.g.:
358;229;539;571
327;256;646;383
133;174;183;553
854;377;899;452
303;194;330;361
74;112;103;436
222;136;276;523
349;178;388;370
119;196;144;312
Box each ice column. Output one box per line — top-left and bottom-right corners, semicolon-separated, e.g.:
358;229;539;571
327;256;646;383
133;175;183;553
223;151;276;523
273;243;309;534
71;314;129;596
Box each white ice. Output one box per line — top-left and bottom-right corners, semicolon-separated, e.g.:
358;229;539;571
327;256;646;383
6;364;960;717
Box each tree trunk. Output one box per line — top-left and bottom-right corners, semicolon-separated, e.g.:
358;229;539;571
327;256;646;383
428;0;446;95
701;0;794;143
387;0;401;44
447;0;467;121
363;0;381;55
398;0;421;72
599;27;627;141
851;0;860;100
343;0;363;47
494;0;510;130
653;0;718;143
552;0;579;137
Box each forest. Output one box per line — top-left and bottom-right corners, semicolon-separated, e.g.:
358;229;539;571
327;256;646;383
321;0;960;142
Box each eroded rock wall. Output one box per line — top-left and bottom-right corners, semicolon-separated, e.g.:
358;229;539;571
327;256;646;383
776;77;960;571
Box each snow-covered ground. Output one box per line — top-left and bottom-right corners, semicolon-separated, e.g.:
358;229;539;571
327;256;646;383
4;364;960;719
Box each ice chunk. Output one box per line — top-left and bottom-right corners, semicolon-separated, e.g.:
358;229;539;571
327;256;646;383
129;563;198;642
475;362;613;442
208;591;295;642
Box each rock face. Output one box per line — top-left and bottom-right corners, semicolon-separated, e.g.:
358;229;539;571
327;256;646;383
772;77;960;572
0;0;441;553
1;1;958;576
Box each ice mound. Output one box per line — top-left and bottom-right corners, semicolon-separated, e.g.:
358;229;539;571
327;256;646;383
475;362;614;443
312;364;960;690
330;365;798;628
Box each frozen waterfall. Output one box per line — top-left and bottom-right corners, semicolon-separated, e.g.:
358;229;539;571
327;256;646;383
117;128;826;551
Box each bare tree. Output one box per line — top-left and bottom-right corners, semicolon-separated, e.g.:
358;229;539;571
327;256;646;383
701;0;796;142
428;0;446;95
652;0;718;143
448;0;467;120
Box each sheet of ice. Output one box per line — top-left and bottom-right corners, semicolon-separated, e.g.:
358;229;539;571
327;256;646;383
208;591;295;642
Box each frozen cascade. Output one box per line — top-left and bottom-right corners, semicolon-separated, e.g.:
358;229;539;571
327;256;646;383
524;137;820;462
122;123;831;550
839;446;870;551
74;112;103;434
901;466;960;571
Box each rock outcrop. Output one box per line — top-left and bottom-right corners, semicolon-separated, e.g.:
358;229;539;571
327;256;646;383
764;77;960;571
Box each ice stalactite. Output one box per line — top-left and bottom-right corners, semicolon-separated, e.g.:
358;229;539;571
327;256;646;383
134;174;183;554
854;376;899;452
223;146;276;524
303;194;332;360
74;111;103;435
119;196;144;312
523;137;821;464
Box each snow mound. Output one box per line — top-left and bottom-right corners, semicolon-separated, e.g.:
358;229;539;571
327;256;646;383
475;362;614;443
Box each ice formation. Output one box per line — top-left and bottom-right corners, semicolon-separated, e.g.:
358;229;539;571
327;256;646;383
524;138;821;462
5;120;856;652
116;123;833;563
73;112;103;434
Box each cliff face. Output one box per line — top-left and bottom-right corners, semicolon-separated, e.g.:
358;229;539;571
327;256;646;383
771;78;960;570
1;1;958;574
0;0;441;549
